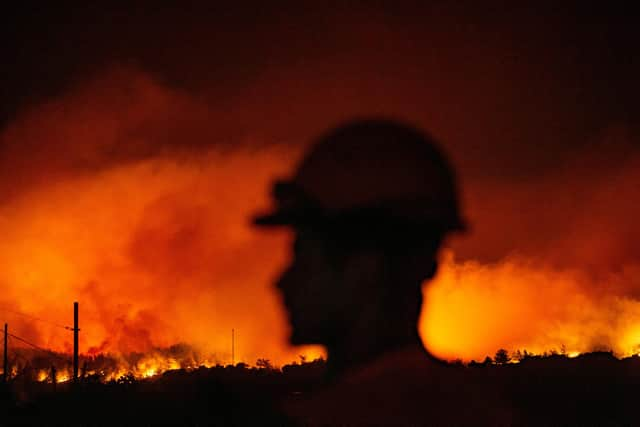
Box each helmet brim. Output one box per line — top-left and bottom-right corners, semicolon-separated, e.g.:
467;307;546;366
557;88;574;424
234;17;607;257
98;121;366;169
252;179;467;232
253;207;467;233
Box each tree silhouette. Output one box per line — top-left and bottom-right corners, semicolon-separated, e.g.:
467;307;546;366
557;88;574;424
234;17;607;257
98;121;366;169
494;349;509;365
256;358;274;370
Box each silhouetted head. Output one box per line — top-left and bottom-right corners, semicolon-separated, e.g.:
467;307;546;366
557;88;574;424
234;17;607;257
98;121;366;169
254;118;464;355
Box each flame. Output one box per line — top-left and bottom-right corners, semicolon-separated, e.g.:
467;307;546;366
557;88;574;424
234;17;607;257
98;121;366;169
0;67;638;379
422;252;640;361
0;149;319;365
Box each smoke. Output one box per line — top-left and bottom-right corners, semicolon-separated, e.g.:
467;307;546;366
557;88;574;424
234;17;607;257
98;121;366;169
0;66;321;365
0;66;245;202
422;252;640;360
425;126;640;360
0;65;638;367
454;126;640;271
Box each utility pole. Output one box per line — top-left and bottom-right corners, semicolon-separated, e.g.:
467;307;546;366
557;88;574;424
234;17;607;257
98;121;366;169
73;302;79;383
50;365;57;392
3;323;7;383
231;328;235;366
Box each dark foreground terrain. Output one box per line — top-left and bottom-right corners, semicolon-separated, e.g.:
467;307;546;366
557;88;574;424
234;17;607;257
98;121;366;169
1;352;639;426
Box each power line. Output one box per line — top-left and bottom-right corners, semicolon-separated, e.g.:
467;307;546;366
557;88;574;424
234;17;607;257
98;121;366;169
5;336;29;363
7;332;70;363
0;306;73;330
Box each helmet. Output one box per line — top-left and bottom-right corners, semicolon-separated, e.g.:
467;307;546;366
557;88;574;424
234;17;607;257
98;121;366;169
253;118;466;233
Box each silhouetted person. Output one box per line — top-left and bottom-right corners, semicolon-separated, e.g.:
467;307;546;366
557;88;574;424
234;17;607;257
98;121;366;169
254;119;511;425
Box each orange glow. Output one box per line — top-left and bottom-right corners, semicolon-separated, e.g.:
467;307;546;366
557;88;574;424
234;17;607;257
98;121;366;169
0;67;639;379
422;252;640;360
0;150;326;366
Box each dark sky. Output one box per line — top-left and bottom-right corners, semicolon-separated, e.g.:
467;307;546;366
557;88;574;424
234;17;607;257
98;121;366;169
3;3;638;166
2;1;639;265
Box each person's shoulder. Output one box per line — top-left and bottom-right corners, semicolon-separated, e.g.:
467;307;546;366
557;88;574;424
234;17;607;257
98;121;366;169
282;346;513;426
341;344;447;386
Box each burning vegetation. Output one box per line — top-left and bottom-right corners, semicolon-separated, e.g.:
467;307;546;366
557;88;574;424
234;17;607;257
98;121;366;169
0;67;639;379
7;344;274;384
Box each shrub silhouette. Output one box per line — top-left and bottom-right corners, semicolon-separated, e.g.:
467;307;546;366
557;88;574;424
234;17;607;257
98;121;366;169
256;358;274;371
495;349;510;364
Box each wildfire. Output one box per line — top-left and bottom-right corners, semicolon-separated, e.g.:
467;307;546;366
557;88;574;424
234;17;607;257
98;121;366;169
0;67;638;376
19;347;304;383
421;251;640;360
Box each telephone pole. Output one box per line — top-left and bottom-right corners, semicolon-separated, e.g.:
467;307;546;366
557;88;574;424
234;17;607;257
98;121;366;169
231;328;235;366
73;302;79;383
3;323;7;383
